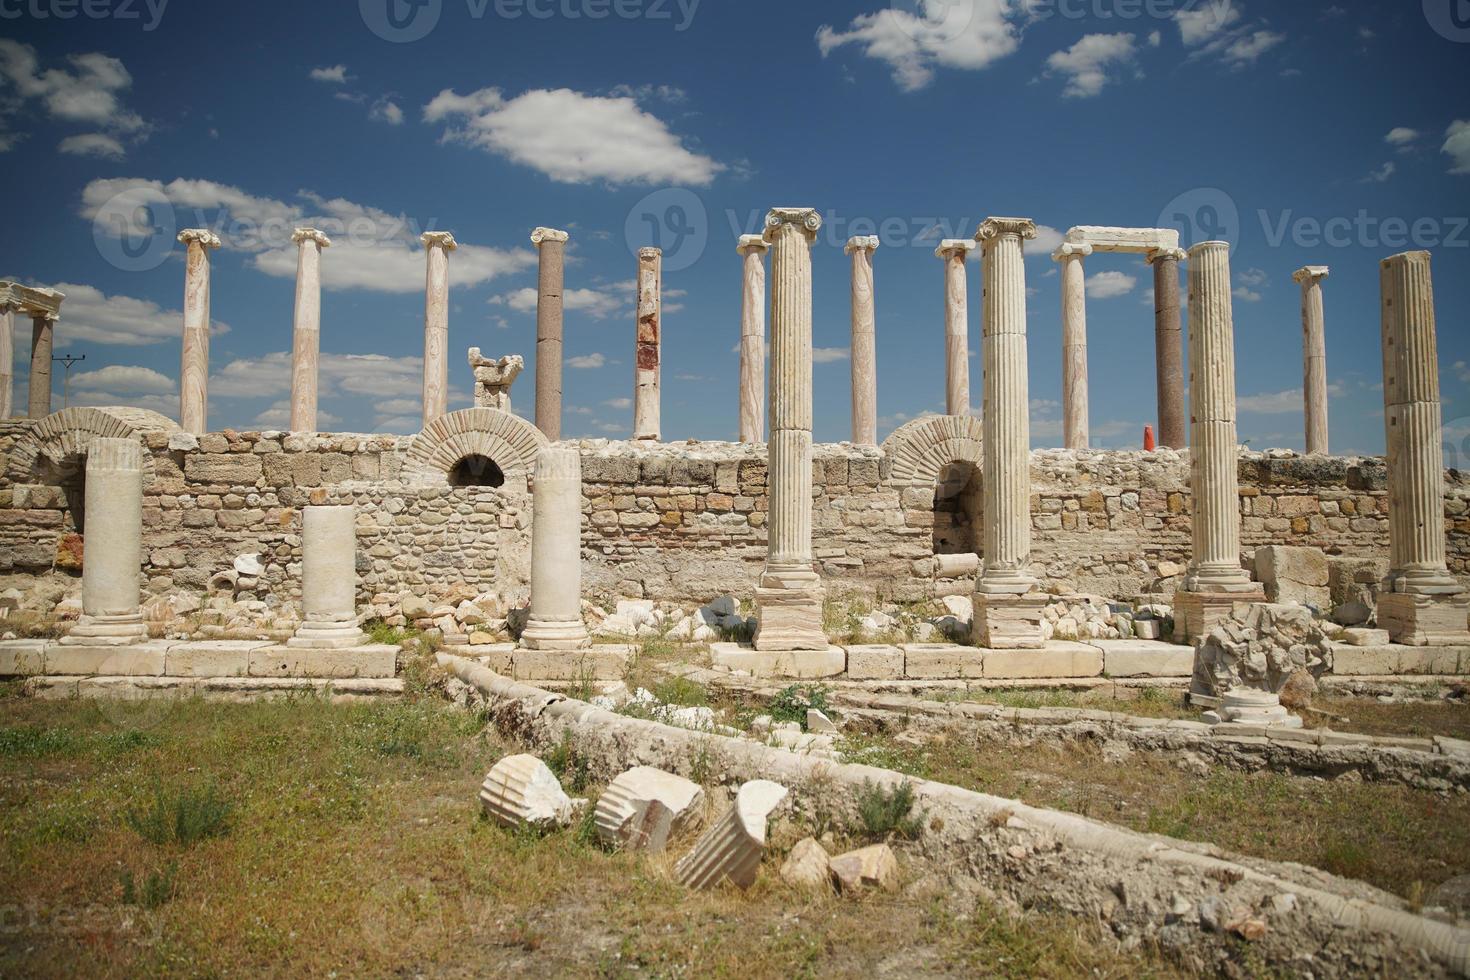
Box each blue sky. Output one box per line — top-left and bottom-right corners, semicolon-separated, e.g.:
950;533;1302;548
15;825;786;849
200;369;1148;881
1;0;1467;457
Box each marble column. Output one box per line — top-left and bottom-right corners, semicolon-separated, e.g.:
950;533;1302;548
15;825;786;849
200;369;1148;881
1376;250;1469;644
1147;247;1188;449
532;228;569;441
736;235;768;443
420;232;457;426
28;312;55;419
634;247;662;441
1175;242;1264;642
178;229;220;435
289;228;332;433
936;240;976;416
1055;243;1092;450
520;445;591;651
61;437;147;645
0;302;14;419
971;218;1045;647
845;235;879;446
753;207;826;653
1293;265;1330;456
290;505;367;649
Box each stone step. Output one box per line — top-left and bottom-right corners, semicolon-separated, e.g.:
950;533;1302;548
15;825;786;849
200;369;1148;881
27;675;403;702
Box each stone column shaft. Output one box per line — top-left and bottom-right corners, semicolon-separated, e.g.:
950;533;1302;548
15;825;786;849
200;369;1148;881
754;208;826;653
421;232;457;426
62;437;147;644
1294;265;1330;455
532;228;569;441
1055;243;1092;450
736;236;768;443
845;236;879;446
1;305;14;419
290;505;367;649
1148;248;1188;449
178;229;220;435
521;445;591;651
28;314;54;419
1183;242;1253;592
936;240;976;416
976;218;1038;595
634;247;662;441
290;229;332;432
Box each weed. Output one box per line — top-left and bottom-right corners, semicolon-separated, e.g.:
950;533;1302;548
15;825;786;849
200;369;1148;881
126;782;232;846
687;739;715;786
120;861;178;909
767;684;831;728
543;731;592;794
651;675;708;708
855;779;925;842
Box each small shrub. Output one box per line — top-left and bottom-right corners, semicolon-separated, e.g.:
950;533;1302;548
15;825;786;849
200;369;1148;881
126;782;232;846
120;861;177;909
374;709;430;758
363;618;412;646
544;732;591;793
652;676;708;708
855;779;924;842
767;684;831;728
688;739;715;786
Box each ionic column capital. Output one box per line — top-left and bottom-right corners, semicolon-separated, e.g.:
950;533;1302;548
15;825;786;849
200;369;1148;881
1052;242;1093;261
421;231;459;251
638;246;662;261
935;239;976;260
531;227;569;246
975;217;1037;244
292;227;333;249
178;229;221;250
736;234;769;256
1145;247;1188;265
844;235;880;255
1292;265;1330;284
763;207;822;244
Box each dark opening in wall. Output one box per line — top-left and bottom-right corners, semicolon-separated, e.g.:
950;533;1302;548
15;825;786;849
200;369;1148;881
933;460;982;556
449;454;506;489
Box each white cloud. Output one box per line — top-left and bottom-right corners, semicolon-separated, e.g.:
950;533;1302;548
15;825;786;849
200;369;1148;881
1147;30;1162;47
1454;361;1470;383
58;132;125;160
1175;0;1241;45
491;285;626;320
0;40;148;155
1221;30;1285;64
1362;161;1395;183
608;84;688;104
1237;267;1267;287
252;400;342;429
815;0;1022;92
1174;2;1284;67
370;98;404;125
1025;225;1065;258
567;353;607;369
1086;270;1137;299
310;65;350;84
1044;33;1137;99
813;347;851;364
1443;120;1470;176
1385;127;1419;147
38;282;228;348
69;364;174;395
1238;389;1304;414
1233;286;1263;303
424;87;722;187
604;397;632;409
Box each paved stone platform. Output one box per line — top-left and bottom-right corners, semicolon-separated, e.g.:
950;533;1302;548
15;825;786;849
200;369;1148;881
25;675;403;701
451;643;637;682
0;639;398;679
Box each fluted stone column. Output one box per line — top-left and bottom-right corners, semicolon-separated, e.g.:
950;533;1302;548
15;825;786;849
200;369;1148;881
1;302;16;419
1176;242;1264;643
421;232;457;426
753;207;826;653
178;229;220;435
972;218;1045;650
289;505;367;649
520;445;591;651
532;228;569;441
845;236;879;446
1376;250;1469;644
737;235;768;443
289;228;332;432
1147;247;1188;449
1055;243;1092;449
936;240;976;416
1293;265;1330;455
61;438;147;645
634;247;662;441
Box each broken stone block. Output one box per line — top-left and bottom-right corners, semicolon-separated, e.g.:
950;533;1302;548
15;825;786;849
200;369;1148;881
806;708;839;734
829;843;899;894
1253;546;1329;608
675;780;788;890
594;766;705;852
1328;556;1387;610
1341;628;1391;647
779;837;831;890
478;754;584;831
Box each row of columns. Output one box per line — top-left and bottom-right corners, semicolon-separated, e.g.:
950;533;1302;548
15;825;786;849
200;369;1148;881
0;283;65;421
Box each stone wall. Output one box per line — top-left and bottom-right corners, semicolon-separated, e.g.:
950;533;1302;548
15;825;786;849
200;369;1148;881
3;416;1469;612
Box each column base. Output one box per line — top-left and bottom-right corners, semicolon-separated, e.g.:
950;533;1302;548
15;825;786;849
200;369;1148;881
288;621;368;650
1377;593;1470;647
1173;587;1267;645
753;566;826;652
1202;688;1302;729
60;614;149;647
971;594;1046;650
518;618;592;652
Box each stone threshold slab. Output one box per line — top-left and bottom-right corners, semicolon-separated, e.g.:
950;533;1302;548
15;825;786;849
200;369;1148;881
457;643;637;683
0;639;398;679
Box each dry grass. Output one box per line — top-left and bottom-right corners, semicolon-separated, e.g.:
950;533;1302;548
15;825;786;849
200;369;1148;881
1305;694;1470;740
0;691;1182;978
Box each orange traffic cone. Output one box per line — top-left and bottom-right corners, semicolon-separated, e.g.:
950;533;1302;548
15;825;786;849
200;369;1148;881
1144;425;1156;451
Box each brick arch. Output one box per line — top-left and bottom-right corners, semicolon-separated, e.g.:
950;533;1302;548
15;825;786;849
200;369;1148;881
403;408;549;489
881;415;984;488
7;406;177;486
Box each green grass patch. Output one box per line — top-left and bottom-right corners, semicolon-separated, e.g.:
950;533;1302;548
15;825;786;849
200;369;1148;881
126;782;233;847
